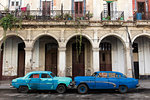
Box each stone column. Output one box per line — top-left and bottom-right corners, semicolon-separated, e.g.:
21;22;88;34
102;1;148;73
24;47;33;75
92;48;99;73
58;47;66;77
125;44;133;77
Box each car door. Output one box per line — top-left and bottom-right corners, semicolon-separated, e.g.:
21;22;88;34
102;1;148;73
39;73;53;90
95;72;109;89
108;73;119;89
28;74;40;90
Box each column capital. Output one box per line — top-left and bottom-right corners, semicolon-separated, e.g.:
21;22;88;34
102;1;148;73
92;48;99;52
58;47;66;51
24;47;33;51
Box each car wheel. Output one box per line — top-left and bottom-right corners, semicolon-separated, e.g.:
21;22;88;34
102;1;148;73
56;85;66;94
17;86;29;93
77;84;88;94
118;85;128;93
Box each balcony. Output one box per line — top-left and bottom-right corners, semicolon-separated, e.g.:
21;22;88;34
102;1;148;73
101;11;124;21
134;12;150;21
0;10;91;21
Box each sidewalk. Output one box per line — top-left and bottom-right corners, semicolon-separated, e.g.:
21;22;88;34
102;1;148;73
0;80;150;90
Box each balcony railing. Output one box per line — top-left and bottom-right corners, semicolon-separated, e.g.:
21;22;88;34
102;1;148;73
101;11;124;21
134;12;150;20
0;10;91;21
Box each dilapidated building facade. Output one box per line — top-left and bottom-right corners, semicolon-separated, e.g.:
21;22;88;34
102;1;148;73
0;0;150;80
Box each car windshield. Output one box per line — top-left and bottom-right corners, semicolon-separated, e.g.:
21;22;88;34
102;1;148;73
51;73;56;77
91;72;97;77
123;74;127;78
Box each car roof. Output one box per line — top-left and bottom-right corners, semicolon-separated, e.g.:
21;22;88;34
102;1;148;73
96;71;123;75
28;71;52;74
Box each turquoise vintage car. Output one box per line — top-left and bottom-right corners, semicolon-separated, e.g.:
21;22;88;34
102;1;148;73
74;71;139;94
11;71;72;93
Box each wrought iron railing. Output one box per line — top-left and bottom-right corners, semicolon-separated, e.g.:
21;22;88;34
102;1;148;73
133;12;150;20
101;11;124;21
0;10;90;21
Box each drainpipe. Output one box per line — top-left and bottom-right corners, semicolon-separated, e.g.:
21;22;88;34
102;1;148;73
126;26;135;78
84;0;86;15
8;0;11;9
145;0;148;12
134;0;137;11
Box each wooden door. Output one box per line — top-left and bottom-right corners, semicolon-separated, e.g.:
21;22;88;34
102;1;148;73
45;43;57;75
0;47;3;80
42;1;51;16
72;43;85;78
99;43;112;71
17;43;25;77
74;2;83;17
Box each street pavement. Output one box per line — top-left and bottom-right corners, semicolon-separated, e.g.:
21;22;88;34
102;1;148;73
0;80;150;100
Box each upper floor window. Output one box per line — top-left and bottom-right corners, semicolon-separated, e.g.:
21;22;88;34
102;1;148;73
11;1;14;6
16;2;19;6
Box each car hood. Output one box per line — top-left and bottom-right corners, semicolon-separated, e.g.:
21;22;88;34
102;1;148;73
12;77;24;82
53;77;72;82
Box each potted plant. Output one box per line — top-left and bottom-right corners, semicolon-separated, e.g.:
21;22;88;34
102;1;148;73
64;13;72;20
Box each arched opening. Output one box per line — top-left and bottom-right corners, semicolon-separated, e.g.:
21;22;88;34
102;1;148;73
133;36;150;79
99;36;125;73
0;36;25;80
33;36;58;75
66;36;92;78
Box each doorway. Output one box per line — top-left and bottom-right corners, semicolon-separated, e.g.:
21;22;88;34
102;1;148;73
99;42;112;71
0;45;3;80
45;43;57;75
74;2;83;17
17;42;25;77
72;43;85;78
133;43;139;79
42;1;51;16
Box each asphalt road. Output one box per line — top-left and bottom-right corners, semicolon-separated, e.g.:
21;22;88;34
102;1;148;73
0;89;150;100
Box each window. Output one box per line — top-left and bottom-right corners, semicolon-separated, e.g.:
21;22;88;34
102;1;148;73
98;73;107;78
91;72;97;77
11;2;14;6
41;74;51;78
108;73;116;78
16;2;19;6
29;74;39;78
50;73;56;77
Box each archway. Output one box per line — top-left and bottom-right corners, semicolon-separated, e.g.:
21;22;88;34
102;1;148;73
0;36;25;80
66;35;92;78
99;36;125;73
133;36;150;79
33;36;58;75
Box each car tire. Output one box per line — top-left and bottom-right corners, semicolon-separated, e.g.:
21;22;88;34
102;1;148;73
56;84;66;94
77;84;88;94
118;85;128;93
17;86;29;93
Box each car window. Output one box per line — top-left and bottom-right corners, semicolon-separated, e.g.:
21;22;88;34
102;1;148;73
98;73;107;78
116;74;122;78
50;73;56;77
29;74;39;78
108;73;116;78
91;72;97;77
41;74;51;78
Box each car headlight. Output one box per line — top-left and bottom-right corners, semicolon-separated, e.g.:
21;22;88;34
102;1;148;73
70;81;76;86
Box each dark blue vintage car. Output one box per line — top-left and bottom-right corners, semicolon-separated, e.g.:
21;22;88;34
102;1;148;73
74;71;139;94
